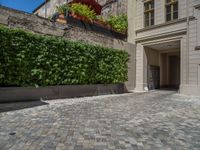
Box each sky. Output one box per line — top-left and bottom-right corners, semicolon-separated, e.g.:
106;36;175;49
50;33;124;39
0;0;45;13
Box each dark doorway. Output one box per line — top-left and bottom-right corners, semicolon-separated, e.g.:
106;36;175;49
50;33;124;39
169;55;180;89
147;53;180;90
159;53;180;90
146;41;181;91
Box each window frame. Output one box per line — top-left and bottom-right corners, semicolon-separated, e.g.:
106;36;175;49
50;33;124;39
144;0;155;27
165;0;178;22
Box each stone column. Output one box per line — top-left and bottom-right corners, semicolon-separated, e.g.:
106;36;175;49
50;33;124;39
134;43;148;92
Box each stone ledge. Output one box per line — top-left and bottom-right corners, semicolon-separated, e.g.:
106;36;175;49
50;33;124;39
136;17;195;33
0;84;127;102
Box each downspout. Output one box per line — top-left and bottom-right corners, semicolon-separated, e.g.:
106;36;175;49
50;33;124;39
186;0;189;84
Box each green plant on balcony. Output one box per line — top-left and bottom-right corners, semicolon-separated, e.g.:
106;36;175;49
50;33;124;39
107;14;128;33
93;15;111;29
70;3;96;20
55;4;69;24
56;4;69;15
96;16;106;23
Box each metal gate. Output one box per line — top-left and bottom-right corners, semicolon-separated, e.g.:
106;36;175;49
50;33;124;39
147;65;160;90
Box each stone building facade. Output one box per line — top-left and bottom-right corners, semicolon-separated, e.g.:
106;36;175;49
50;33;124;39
128;0;200;96
33;0;127;18
97;0;127;18
33;0;71;18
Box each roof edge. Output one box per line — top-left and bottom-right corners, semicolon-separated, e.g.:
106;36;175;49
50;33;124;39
32;0;50;13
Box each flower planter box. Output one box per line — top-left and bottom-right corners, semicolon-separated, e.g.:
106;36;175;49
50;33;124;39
66;15;127;40
0;84;127;102
56;14;67;24
67;15;85;28
111;30;127;40
56;18;67;24
90;23;112;36
70;13;90;22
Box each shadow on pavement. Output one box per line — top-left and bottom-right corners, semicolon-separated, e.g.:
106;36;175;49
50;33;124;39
0;101;48;113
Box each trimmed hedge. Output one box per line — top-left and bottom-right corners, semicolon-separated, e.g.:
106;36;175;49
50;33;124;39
0;25;129;87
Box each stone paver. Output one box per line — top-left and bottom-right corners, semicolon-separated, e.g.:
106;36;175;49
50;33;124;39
0;90;200;150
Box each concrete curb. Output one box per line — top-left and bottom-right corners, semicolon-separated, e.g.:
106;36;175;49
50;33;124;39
0;84;127;102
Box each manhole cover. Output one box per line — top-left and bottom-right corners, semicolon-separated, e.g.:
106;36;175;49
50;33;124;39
9;132;16;135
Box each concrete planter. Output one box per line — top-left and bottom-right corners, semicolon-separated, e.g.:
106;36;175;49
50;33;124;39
0;84;126;102
91;22;112;36
111;30;127;40
67;15;85;28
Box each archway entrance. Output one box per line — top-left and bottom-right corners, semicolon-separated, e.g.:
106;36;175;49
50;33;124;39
145;41;180;90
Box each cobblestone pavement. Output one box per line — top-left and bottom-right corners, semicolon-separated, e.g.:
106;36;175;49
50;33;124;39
1;90;200;150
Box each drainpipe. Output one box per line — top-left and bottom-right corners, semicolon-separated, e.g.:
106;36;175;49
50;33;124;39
186;0;189;84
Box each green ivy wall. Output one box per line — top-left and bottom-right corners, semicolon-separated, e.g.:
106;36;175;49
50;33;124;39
0;25;129;87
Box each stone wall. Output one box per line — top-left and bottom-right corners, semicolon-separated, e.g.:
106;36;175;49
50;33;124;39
0;6;65;37
0;6;136;91
64;26;114;48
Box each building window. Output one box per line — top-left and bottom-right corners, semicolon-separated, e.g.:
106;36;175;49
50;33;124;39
144;0;154;27
166;0;178;22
